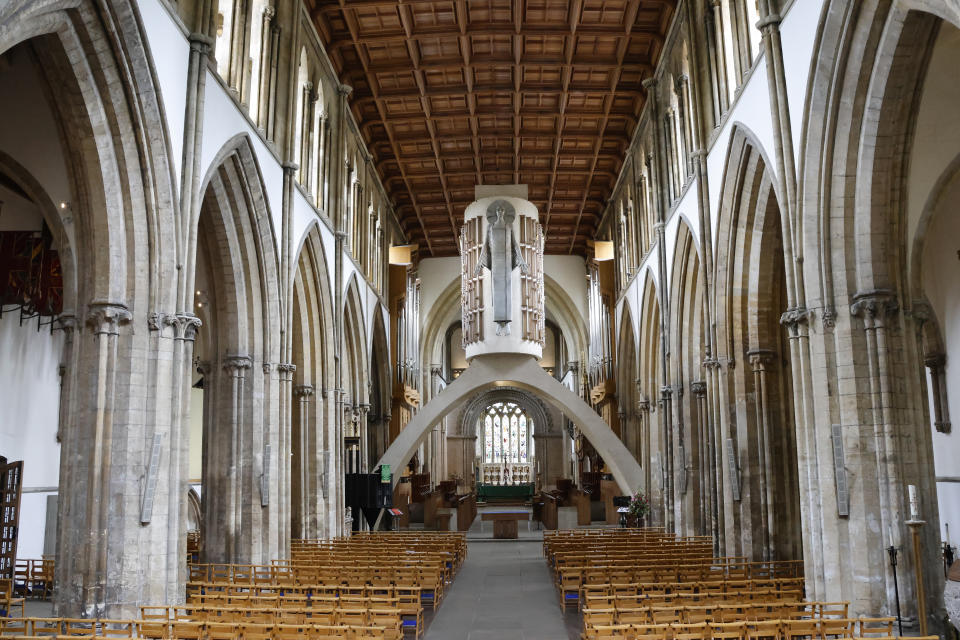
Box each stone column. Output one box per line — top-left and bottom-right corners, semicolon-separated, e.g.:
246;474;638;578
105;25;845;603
703;357;723;555
159;313;201;600
293;383;314;539
924;353;951;434
222;355;252;562
180;34;213;314
850;291;904;609
780;307;823;593
55;303;131;617
748;349;777;561
690;381;708;536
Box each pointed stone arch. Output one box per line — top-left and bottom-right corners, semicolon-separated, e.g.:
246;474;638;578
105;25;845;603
290;225;336;539
712;124;800;563
795;1;955;616
0;0;184;617
668;220;709;538
192;134;283;567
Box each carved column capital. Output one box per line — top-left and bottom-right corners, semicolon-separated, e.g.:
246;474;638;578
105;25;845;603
86;302;132;336
690;381;707;397
188;32;214;54
56;314;77;335
294;384;315;398
924;352;946;369
747;349;777;371
174;314;202;341
337;84;353;97
278;363;297;373
223;355;253;374
850;290;899;326
780;306;815;334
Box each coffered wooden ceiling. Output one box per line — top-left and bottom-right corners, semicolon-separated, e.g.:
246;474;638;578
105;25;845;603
307;0;675;257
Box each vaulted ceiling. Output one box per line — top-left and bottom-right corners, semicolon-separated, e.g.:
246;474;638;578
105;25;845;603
307;0;675;257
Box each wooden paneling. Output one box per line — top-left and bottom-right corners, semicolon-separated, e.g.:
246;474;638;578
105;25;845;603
307;0;674;256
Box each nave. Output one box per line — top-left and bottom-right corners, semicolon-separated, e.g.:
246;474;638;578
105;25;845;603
2;0;960;634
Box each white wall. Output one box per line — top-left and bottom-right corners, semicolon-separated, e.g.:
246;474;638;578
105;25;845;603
910;22;960;546
920;171;960;545
0;313;62;559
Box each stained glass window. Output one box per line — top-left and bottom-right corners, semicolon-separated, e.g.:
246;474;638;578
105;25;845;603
484;415;493;461
479;401;535;465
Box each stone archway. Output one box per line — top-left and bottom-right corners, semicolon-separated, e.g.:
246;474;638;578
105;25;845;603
376;354;644;494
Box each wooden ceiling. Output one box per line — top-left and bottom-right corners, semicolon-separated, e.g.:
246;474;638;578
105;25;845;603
307;0;675;257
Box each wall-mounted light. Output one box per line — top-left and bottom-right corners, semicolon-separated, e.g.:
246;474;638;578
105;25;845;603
59;201;69;210
593;240;614;261
389;244;417;265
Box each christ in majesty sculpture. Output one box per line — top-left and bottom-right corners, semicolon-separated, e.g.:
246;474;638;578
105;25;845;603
476;200;528;335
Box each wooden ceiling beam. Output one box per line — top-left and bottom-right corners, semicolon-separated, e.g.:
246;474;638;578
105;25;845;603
397;2;461;242
543;0;581;236
311;0;674;256
569;0;641;254
339;4;436;255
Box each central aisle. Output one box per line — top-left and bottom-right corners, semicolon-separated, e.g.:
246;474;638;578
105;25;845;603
423;532;576;639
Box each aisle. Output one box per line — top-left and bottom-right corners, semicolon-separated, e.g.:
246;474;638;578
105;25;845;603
423;536;577;640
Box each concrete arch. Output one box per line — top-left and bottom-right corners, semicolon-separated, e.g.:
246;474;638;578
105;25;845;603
376;354;644;494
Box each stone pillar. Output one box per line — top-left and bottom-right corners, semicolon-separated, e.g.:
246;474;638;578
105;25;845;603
703;357;723;555
56;303;140;617
850;291;905;609
223;355;252;562
780;307;823;593
293;383;314;539
748;349;777;561
690;381;709;536
924;353;951;434
180;33;213;314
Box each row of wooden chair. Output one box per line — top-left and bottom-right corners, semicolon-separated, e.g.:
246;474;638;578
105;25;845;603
169;597;423;634
582;602;856;628
581;619;932;640
0;616;403;639
187;579;440;612
580;591;807;614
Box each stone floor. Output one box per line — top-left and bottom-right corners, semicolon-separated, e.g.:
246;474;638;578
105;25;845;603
423;509;578;640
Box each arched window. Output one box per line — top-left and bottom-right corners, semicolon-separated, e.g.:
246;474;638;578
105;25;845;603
476;401;535;464
214;0;237;81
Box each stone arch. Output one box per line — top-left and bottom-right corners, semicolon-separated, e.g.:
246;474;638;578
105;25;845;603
376;354;644;495
0;150;77;313
636;271;664;523
616;301;641;461
290;225;336;539
367;305;391;467
457;387;553;438
712;123;800;562
342;273;369;475
668;220;709;538
795;0;953;617
193;134;282;567
0;0;182;617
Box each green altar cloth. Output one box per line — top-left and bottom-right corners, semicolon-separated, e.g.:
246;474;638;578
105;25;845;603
477;483;535;501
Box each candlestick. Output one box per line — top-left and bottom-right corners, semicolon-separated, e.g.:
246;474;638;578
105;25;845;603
908;484;919;520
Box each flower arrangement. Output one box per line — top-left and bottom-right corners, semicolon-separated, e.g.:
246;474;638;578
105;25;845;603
627;490;649;521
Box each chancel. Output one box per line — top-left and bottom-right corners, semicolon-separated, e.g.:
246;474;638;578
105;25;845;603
0;0;958;638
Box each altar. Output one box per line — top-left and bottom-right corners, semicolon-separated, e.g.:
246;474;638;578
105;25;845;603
480;510;530;539
476;482;534;502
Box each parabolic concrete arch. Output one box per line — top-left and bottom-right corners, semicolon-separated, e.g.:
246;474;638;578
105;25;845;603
376;354;644;494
